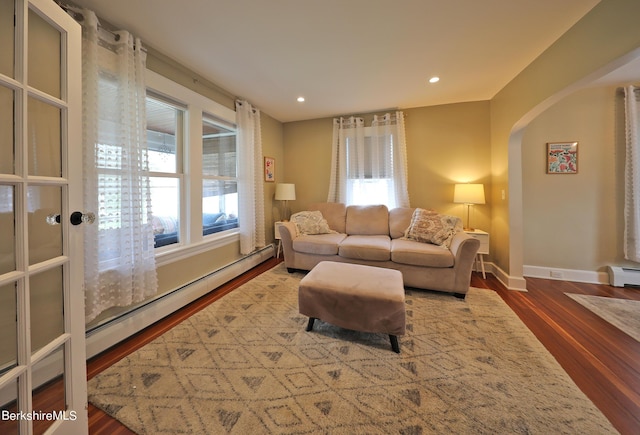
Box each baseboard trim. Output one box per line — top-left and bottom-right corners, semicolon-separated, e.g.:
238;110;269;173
86;245;274;359
487;262;528;291
523;265;610;285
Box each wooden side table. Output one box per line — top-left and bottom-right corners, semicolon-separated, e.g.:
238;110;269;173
464;229;489;278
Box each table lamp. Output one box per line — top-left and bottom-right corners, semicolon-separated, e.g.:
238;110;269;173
275;183;296;221
453;183;485;230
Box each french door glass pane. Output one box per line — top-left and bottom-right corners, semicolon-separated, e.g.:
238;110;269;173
27;97;62;177
30;266;64;354
0;0;14;79
0;185;15;274
28;8;61;99
0;282;17;374
28;185;62;265
0;86;14;174
0;377;19;435
31;346;66;435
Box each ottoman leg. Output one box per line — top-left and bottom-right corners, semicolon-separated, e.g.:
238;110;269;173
306;317;316;331
390;335;400;353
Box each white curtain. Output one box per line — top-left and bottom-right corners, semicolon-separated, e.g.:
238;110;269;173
236;100;266;254
328;116;364;204
624;85;640;262
327;111;410;208
78;9;158;323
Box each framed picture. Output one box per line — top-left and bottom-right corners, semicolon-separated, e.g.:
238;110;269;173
547;142;578;174
264;156;275;182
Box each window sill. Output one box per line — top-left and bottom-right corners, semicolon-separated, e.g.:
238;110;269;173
154;229;240;268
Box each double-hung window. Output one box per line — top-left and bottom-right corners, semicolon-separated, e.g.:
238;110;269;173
145;70;238;255
146;93;185;248
332;112;409;208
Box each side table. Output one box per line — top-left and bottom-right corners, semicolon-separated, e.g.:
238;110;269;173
275;221;284;258
464;229;489;278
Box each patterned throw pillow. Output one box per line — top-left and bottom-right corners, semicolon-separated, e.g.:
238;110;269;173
404;208;462;248
290;211;335;236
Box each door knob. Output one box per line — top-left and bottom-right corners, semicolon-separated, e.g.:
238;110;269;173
70;211;96;226
46;214;61;225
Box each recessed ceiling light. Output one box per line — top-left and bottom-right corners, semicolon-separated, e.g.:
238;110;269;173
429;76;440;84
297;96;305;102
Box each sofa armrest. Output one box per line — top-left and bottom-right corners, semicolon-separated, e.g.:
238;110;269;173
449;231;481;292
278;221;298;269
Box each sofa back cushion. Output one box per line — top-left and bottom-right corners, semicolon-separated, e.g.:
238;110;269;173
346;204;389;235
309;202;347;233
389;207;415;239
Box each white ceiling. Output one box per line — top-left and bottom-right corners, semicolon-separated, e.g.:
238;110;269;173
69;0;606;123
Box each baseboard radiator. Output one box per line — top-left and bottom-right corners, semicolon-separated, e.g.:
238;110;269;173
86;245;274;358
607;265;640;287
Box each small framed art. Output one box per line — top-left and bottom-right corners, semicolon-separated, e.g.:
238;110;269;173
264;156;275;182
547;142;578;174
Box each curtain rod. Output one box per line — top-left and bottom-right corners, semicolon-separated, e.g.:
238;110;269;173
56;1;120;41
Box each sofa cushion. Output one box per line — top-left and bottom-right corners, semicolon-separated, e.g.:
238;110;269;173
339;235;391;261
293;233;347;256
389;207;415;239
391;238;454;268
405;208;462;248
346;205;389;235
309;203;347;233
290;210;335;235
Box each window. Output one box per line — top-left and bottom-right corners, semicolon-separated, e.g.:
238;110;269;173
329;113;409;208
202;115;239;235
145;70;239;256
346;129;396;207
146;94;185;248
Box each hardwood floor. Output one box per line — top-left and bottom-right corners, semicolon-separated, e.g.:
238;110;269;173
77;259;638;434
471;273;640;435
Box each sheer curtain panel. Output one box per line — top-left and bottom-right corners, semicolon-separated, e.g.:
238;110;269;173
236;100;266;254
624;85;640;262
328;112;410;208
78;9;158;322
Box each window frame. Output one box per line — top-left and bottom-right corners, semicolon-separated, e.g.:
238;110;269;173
145;70;238;267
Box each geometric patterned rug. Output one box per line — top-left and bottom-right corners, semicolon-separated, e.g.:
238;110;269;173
566;293;640;342
88;263;617;434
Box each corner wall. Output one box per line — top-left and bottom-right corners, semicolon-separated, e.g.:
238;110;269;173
522;85;636;281
490;0;640;287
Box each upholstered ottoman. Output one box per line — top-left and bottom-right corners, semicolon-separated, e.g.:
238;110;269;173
298;261;406;353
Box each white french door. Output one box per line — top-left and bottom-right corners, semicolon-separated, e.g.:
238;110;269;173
0;0;88;434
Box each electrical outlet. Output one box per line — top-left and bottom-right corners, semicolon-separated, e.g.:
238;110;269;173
550;270;563;279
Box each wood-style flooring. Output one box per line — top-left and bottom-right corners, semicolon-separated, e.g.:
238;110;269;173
19;257;640;434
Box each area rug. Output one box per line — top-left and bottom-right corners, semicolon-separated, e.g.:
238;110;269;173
566;293;640;342
88;264;617;434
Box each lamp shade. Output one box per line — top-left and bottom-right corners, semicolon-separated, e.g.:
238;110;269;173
275;183;296;201
454;183;485;205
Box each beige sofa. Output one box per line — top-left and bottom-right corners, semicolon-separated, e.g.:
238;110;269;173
278;203;481;298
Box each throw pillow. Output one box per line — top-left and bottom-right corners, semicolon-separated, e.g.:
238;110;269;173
404;208;462;248
290;210;335;236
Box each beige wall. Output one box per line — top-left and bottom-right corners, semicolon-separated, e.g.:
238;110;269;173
282;102;493;247
490;0;640;280
522;86;630;272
